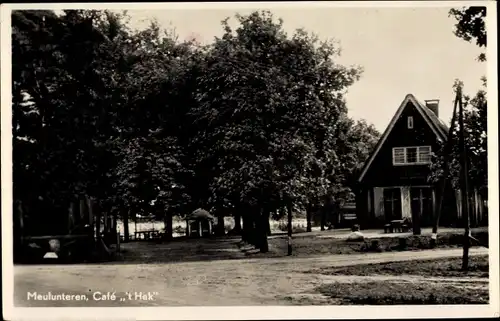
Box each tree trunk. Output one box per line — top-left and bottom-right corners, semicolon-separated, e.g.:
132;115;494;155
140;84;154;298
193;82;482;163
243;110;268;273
217;214;225;236
248;212;257;246
320;206;326;231
234;213;242;233
257;209;269;253
123;209;130;242
306;203;312;232
95;203;101;241
287;202;293;256
164;211;173;241
242;213;249;243
79;197;86;222
265;209;271;236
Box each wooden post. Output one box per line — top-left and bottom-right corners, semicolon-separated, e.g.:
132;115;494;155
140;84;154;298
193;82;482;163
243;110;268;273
186;220;190;237
198;220;202;238
208;221;212;235
458;86;471;270
432;91;459;242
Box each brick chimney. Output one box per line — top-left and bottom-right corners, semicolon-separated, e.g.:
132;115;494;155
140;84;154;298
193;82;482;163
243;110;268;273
424;99;440;117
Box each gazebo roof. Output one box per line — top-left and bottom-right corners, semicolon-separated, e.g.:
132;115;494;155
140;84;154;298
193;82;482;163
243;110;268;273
186;208;215;221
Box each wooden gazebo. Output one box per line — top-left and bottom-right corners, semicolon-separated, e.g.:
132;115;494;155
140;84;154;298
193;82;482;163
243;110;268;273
186;208;214;238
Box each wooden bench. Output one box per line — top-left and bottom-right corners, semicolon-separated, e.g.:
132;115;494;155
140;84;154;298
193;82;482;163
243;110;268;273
384;220;406;233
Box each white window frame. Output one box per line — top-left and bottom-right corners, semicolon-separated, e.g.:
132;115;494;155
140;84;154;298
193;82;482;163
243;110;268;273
392;146;432;165
407;116;414;129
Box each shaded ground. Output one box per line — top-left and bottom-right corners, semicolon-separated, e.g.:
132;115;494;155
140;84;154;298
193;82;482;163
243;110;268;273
287;255;490;305
251;227;488;258
313;280;489;305
112;227;488;264
307;255;489;278
117;236;246;264
14;247;488;307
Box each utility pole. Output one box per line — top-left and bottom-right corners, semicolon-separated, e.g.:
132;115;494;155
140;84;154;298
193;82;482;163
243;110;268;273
457;85;471;270
431;90;459;246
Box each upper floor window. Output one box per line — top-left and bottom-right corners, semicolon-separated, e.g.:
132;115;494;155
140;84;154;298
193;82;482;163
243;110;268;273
393;146;431;165
407;116;414;129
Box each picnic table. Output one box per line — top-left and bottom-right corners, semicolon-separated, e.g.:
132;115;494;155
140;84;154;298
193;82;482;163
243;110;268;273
134;230;161;241
384;220;409;233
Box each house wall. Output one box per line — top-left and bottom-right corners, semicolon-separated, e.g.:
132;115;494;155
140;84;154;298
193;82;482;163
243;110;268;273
453;188;488;228
368;185;430;223
362;101;443;187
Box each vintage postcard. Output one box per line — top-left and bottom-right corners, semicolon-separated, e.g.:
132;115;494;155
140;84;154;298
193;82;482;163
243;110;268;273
1;1;498;320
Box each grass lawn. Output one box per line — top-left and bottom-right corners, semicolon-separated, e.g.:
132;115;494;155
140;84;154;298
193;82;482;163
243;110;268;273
299;255;490;305
254;230;488;258
308;255;489;278
315;281;489;305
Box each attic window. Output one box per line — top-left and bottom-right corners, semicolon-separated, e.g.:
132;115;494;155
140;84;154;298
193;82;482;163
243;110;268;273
393;146;432;165
407;116;414;129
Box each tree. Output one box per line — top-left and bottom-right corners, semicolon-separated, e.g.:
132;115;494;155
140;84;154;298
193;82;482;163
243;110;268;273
12;10;130;234
191;11;362;252
429;80;487;190
449;6;487;61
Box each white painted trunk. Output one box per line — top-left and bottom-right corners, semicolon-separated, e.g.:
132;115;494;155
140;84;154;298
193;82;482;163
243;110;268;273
455;189;462;220
401;187;411;219
373;187;385;218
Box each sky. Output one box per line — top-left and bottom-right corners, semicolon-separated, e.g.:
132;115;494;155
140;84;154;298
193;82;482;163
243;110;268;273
124;5;486;132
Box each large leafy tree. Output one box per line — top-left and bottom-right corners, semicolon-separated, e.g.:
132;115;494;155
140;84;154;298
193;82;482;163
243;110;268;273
191;11;362;250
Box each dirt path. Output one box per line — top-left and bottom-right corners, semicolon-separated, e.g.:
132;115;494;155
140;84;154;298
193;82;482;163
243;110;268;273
14;247;488;307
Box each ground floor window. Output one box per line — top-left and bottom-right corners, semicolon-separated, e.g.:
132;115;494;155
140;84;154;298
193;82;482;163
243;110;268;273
383;188;402;221
410;187;433;226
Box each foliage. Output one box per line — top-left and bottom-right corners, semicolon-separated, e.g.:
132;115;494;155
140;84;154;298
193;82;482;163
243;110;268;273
12;10;126;215
428;82;487;189
12;9;378;241
449;6;487;61
192;11;363;216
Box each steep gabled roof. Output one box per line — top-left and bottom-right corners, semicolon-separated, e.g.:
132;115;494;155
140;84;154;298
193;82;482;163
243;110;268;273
357;94;449;183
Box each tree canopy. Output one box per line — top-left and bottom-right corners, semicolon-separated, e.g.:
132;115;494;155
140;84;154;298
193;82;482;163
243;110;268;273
12;10;379;245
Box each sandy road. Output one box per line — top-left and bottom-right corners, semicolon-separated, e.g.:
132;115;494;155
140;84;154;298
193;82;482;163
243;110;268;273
14;247;488;307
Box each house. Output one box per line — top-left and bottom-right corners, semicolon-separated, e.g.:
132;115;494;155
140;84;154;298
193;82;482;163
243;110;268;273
355;94;487;229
